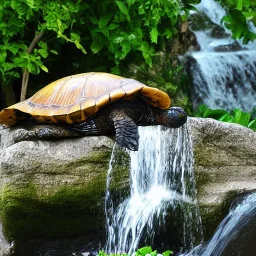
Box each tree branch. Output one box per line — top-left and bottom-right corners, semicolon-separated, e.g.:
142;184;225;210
20;31;45;102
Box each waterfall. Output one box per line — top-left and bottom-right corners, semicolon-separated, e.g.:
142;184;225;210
104;124;203;254
182;192;256;256
0;222;12;256
186;0;256;112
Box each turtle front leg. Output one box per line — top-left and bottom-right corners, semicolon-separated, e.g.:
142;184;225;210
13;125;81;142
109;109;139;151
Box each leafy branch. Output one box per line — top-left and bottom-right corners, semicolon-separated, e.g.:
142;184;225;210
0;0;198;103
216;0;256;43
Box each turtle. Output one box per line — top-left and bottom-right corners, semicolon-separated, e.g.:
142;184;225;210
0;72;187;151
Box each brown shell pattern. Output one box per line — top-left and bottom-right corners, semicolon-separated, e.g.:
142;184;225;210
0;72;171;126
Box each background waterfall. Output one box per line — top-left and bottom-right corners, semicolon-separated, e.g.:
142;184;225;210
104;124;203;254
186;0;256;112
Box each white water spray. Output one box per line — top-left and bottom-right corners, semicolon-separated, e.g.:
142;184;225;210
0;222;12;256
104;124;203;254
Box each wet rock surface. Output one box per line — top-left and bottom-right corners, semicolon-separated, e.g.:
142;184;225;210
1;118;256;254
188;117;256;238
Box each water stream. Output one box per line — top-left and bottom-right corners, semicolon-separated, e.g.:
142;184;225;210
104;124;203;254
182;192;256;256
186;0;256;111
0;222;12;256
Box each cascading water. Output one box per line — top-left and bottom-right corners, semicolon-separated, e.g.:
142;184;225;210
104;124;203;254
0;222;12;256
182;192;256;256
186;0;256;111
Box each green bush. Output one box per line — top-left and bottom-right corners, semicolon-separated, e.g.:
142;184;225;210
0;0;200;101
216;0;256;43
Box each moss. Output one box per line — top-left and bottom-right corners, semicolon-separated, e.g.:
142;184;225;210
0;145;131;244
1;173;107;241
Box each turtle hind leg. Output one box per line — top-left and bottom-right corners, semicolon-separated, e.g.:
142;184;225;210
109;109;139;151
13;124;81;142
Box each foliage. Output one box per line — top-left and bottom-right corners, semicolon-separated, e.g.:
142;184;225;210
0;0;199;100
0;0;86;87
195;104;256;131
98;246;173;256
216;0;256;43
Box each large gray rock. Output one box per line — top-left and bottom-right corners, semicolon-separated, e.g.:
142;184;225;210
188;117;256;238
1;118;256;252
0;128;117;255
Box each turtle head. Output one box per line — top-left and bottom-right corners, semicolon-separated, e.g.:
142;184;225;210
158;107;187;128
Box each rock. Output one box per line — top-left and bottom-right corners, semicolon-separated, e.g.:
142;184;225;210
1;118;256;253
213;41;244;52
188;117;256;238
0;130;116;255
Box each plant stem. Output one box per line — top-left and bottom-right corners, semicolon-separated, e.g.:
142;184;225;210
20;31;44;102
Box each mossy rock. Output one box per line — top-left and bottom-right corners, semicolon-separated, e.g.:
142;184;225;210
0;133;129;251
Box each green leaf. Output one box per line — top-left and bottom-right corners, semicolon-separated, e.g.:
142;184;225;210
57;19;62;28
38;41;47;50
116;1;129;16
13;57;28;68
74;40;87;54
127;0;136;7
219;113;234;123
138;246;152;255
162;250;173;256
27;62;38;74
113;36;124;43
70;32;80;40
8;45;19;55
40;64;48;73
163;28;173;39
232;108;251;126
99;14;112;28
141;41;149;52
25;0;35;8
150;250;157;256
6;71;20;78
50;50;58;54
236;0;243;10
89;16;98;25
194;104;209;117
108;23;119;30
203;109;228;119
38;49;48;58
248;119;256;131
0;51;7;62
150;27;158;43
90;39;104;53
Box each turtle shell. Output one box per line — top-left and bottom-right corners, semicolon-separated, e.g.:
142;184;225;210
0;72;171;126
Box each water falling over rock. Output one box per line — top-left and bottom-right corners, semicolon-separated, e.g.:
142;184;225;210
104;125;203;254
182;192;256;256
186;0;256;111
0;222;12;256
